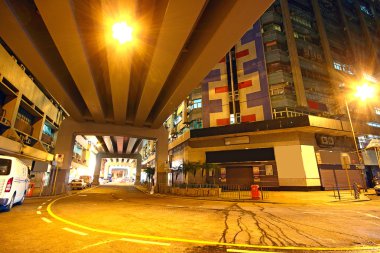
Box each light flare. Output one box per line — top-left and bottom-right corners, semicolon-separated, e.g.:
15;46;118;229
354;83;376;101
112;22;133;44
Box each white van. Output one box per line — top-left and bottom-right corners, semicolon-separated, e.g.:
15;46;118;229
0;155;29;211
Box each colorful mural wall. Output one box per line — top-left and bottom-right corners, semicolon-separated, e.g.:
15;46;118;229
202;22;272;128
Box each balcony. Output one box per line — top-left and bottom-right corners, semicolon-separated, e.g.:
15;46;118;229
268;71;293;85
265;50;290;64
188;108;202;123
261;11;282;25
262;30;286;44
270;94;297;109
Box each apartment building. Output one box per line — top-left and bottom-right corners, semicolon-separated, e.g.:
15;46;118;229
147;0;380;190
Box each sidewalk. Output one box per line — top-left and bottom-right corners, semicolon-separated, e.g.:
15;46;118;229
135;185;374;204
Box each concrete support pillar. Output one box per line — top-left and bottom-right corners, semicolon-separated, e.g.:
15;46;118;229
311;0;336;80
337;0;357;63
134;156;142;185
93;155;102;185
154;126;169;192
311;0;342;114
275;145;321;189
54;118;75;195
354;0;378;73
280;0;307;108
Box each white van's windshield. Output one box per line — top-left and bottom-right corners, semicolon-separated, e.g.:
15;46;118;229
0;159;12;175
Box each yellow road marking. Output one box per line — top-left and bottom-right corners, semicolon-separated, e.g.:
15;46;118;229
41;217;52;223
72;239;121;252
62;227;88;236
227;249;280;253
36;211;41;215
47;192;380;252
120;238;170;246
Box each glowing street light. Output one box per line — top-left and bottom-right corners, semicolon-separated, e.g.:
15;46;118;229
344;78;377;193
112;22;133;44
354;83;376;101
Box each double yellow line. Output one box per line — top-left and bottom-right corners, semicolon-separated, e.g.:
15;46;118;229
47;193;380;252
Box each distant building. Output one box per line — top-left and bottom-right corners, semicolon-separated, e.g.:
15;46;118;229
141;0;380;190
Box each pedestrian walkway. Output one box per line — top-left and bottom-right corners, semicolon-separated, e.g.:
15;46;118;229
135;185;375;204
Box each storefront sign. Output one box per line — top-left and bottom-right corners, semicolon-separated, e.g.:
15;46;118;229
55;154;64;167
315;134;335;148
225;136;250;145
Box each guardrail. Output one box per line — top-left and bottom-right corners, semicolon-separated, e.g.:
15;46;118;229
154;183;270;201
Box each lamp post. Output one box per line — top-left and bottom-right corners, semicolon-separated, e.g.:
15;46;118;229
344;97;358;193
343;81;376;193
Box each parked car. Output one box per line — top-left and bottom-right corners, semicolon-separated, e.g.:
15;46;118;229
70;179;86;190
0;155;29;211
374;179;380;196
79;175;92;188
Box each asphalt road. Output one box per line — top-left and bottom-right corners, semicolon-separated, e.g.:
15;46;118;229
1;184;380;253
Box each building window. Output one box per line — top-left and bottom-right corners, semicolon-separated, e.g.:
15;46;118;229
190;120;202;130
333;61;353;75
174;113;182;126
360;5;372;16
333;62;342;71
236;113;241;123
290;15;311;28
43;124;53;136
193;99;202;109
230;114;235;124
368;122;380;128
263;24;282;32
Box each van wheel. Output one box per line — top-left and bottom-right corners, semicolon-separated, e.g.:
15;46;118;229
5;194;15;211
18;192;26;205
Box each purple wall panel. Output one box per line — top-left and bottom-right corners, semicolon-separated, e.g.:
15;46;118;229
244;22;272;120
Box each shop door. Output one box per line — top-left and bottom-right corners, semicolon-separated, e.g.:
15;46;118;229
226;166;253;186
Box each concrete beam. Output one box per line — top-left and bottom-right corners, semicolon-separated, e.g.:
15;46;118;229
116;136;124;154
103;136;114;154
126;137;137;154
35;0;106;122
96;136;109;153
101;0;137;124
131;139;142;154
123;137;129;153
134;0;207;126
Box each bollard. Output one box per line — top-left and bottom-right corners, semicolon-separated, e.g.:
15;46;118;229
26;183;35;197
353;183;360;199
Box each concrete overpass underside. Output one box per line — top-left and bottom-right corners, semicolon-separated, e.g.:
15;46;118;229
0;0;274;194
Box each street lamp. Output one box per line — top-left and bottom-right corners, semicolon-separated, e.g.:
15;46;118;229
344;79;377;193
112;22;133;44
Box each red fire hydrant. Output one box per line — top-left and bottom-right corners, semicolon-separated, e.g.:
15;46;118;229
251;185;260;200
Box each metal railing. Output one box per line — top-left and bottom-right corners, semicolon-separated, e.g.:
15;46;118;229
154;183;270;201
